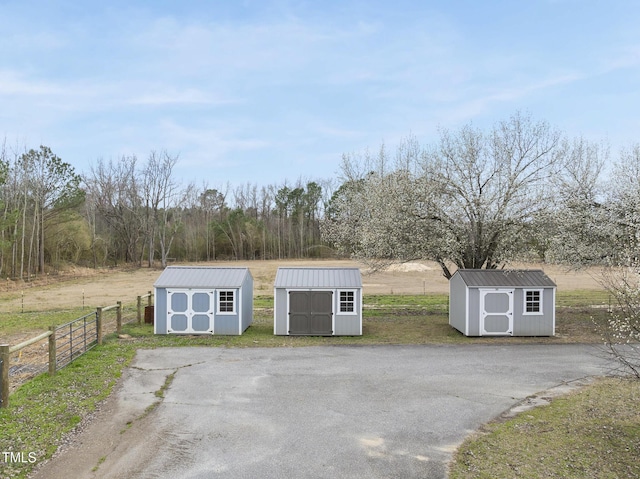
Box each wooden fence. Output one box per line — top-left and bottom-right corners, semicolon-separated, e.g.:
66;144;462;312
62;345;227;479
0;291;153;409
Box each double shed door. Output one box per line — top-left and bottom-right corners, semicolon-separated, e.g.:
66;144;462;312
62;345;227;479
288;290;333;335
167;289;214;334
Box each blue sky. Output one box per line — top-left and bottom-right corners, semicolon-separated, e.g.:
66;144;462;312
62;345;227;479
1;0;639;186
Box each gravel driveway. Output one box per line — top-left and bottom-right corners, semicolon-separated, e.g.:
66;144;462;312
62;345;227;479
30;344;611;479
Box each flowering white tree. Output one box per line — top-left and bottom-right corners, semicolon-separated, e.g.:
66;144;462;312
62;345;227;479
323;112;564;278
323;140;438;270
600;264;640;378
597;144;640;378
608;144;640;261
541;137;612;265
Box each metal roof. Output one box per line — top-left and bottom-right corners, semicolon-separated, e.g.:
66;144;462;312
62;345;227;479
154;266;251;288
453;269;556;288
274;267;363;288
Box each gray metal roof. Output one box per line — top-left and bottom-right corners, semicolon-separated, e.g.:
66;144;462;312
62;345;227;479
154;266;251;288
454;269;556;288
274;267;362;288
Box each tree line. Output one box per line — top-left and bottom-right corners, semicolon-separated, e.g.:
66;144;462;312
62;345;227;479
0;142;335;279
2;111;640;281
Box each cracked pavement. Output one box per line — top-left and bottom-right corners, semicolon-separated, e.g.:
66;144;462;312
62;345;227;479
29;344;611;479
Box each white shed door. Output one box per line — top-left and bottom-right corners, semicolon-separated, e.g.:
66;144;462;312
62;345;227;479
480;289;513;336
167;290;214;334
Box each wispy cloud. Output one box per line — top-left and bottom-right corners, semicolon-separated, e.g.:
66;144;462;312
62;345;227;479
0;71;66;96
0;1;639;184
599;45;640;73
129;88;240;107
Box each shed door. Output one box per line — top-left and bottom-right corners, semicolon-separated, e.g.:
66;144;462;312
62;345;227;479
288;291;333;335
167;290;214;334
480;289;513;336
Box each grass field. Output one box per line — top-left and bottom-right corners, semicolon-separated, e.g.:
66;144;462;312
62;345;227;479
449;377;640;478
0;262;636;479
0;290;611;345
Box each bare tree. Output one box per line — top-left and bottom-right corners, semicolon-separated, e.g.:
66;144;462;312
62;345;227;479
85;156;142;264
141;150;181;267
141;151;182;268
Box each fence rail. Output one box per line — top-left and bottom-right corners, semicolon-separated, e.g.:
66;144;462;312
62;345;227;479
8;330;53;354
0;290;153;408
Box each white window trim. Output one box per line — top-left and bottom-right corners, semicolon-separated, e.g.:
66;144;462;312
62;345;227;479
217;289;236;315
338;289;358;315
523;289;543;316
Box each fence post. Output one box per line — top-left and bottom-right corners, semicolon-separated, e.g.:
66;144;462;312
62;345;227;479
117;301;122;333
1;344;9;409
137;295;142;324
96;307;103;345
48;326;56;376
148;291;153;307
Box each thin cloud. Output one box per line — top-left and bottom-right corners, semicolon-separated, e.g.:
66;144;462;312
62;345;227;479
0;71;66;96
0;1;639;185
129;89;241;107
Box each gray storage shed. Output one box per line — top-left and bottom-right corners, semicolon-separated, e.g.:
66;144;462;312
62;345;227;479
154;266;253;335
449;269;556;337
274;267;363;336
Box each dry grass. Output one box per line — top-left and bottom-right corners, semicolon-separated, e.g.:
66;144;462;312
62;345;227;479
449;377;640;479
0;259;605;313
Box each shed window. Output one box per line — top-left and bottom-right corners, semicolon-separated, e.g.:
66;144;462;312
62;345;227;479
524;289;543;315
339;290;356;313
218;290;235;313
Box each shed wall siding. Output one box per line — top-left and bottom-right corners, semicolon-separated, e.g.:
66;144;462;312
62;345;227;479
334;315;361;335
155;287;168;334
468;288;481;336
241;274;253;333
512;287;555;336
274;288;288;335
215;299;240;335
449;274;468;334
334;288;362;335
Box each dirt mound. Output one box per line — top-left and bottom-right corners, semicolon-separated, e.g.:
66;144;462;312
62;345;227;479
386;262;434;272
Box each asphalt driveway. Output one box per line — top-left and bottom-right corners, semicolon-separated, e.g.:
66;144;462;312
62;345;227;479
31;344;611;479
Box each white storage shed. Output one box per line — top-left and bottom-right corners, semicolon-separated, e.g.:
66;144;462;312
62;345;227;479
274;267;363;336
449;269;556;337
154;266;253;335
